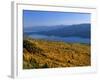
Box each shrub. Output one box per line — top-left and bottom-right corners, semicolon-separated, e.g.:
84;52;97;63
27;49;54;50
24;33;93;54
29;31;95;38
41;63;49;68
23;40;44;54
30;59;39;68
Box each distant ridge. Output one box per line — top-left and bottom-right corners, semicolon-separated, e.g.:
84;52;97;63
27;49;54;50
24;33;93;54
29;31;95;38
24;24;91;38
37;24;91;38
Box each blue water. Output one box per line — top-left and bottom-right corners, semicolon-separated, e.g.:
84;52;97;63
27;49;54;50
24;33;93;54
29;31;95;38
29;34;90;44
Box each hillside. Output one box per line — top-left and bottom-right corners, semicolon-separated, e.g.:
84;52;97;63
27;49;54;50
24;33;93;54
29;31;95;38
23;38;90;69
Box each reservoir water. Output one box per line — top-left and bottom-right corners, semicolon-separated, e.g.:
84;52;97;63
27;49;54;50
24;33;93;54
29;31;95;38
29;34;90;44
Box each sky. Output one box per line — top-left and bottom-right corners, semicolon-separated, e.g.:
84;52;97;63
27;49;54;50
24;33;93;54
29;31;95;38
23;10;90;28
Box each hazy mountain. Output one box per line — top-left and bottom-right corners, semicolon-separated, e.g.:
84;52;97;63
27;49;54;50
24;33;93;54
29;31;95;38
24;24;90;38
24;25;67;33
37;24;91;38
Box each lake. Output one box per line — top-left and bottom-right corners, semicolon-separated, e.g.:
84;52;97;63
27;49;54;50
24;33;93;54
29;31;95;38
29;34;90;44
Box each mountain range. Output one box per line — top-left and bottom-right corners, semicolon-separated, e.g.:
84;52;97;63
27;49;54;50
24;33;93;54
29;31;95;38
24;24;91;38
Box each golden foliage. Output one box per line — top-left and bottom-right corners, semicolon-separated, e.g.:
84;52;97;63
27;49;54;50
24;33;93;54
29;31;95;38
23;39;90;69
